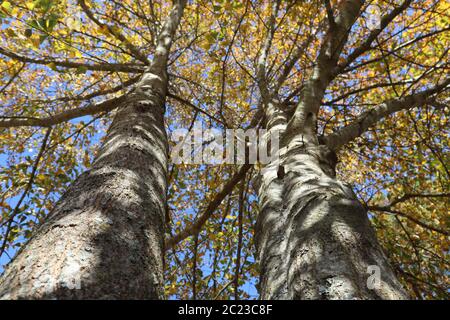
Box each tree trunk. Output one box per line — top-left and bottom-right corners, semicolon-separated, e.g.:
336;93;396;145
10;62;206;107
255;135;409;299
0;71;169;299
0;0;187;300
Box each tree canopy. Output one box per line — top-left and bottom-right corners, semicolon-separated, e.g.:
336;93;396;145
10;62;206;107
0;0;448;299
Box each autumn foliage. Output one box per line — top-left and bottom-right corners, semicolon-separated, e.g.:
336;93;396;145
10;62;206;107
0;0;448;299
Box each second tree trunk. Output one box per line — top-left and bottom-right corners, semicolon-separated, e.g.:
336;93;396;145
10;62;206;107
255;142;408;299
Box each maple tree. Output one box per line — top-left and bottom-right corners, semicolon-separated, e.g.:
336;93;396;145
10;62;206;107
0;0;448;299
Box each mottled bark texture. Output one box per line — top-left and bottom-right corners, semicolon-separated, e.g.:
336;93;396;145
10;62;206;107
0;0;186;300
253;0;408;300
0;73;168;300
255;134;409;299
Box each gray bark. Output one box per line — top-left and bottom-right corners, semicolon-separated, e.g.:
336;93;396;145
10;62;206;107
0;0;186;299
253;0;410;299
0;72;168;300
255;131;409;299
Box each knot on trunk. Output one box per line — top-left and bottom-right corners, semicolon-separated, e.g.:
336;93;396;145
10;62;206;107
128;71;168;113
128;90;166;113
306;144;338;177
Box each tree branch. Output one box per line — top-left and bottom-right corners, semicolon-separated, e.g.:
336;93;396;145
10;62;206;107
77;0;149;64
0;47;144;73
335;0;413;74
164;164;251;250
167;92;226;126
342;27;450;74
323;0;336;29
56;76;140;102
256;0;281;104
148;0;187;74
369;208;449;236
0;128;52;258
0;95;126;128
324;77;450;150
284;0;365;139
368;191;450;212
0;63;25;95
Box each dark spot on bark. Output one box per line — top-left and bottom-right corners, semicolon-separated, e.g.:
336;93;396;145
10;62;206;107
318;135;326;145
277;165;285;179
134;102;149;113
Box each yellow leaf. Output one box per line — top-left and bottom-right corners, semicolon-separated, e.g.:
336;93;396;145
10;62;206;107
6;28;16;37
1;1;11;12
99;25;109;35
30;37;41;48
25;2;35;10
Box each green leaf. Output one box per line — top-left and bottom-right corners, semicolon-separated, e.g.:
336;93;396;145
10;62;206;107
39;34;48;43
34;0;54;13
45;13;59;32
